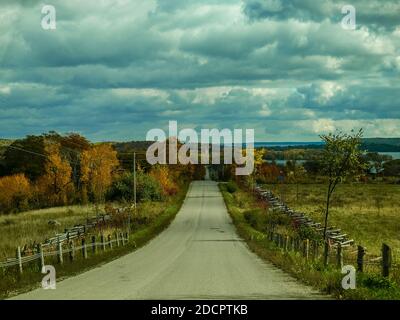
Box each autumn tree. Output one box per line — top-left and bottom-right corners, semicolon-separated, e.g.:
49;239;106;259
37;143;73;206
150;165;178;196
0;174;32;213
81;144;119;204
44;131;91;190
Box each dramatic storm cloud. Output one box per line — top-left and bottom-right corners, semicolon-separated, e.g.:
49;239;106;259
0;0;399;141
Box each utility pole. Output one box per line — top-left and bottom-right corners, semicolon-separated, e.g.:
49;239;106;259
134;152;137;211
128;152;137;234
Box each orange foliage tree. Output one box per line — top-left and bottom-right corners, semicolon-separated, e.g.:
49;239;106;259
80;144;119;203
0;174;32;213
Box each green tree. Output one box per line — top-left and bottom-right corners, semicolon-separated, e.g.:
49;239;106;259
320;129;366;240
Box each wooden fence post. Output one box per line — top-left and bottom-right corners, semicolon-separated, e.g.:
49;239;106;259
382;243;392;277
92;236;96;254
116;233;120;247
16;246;23;274
285;235;289;251
69;241;75;262
120;232;125;245
82;238;87;259
37;244;45;270
108;235;112;250
336;244;343;269
58;241;63;265
304;239;309;260
101;234;106;251
357;245;365;272
125;232;129;244
323;241;329;266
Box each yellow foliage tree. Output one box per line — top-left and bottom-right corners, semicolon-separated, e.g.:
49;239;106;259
80;144;119;203
150;165;178;196
37;143;73;206
0;174;32;213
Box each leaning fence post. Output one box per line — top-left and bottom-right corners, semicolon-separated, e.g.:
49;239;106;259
16;246;23;274
58;241;63;265
357;245;365;272
336;244;343;269
382;243;392;277
125;232;129;244
82;238;87;259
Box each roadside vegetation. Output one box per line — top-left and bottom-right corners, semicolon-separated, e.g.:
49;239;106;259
1;186;188;299
220;182;400;300
0;132;205;299
217;130;400;300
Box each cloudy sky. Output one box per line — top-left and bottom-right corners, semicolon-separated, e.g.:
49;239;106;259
0;0;399;142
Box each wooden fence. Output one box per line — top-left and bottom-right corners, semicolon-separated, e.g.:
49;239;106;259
0;232;130;273
263;229;394;277
0;206;133;273
254;185;396;277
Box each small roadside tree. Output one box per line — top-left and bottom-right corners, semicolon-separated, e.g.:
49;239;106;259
320;129;365;240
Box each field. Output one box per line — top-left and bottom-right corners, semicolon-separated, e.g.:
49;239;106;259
263;182;400;258
0;201;170;260
221;182;400;299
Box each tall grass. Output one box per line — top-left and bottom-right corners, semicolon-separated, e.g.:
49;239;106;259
220;183;400;300
0;184;189;299
263;183;400;257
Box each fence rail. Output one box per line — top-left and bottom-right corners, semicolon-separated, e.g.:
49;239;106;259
0;205;133;272
0;232;130;272
254;185;395;277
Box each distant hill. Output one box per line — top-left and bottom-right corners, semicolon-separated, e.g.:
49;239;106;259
363;138;400;146
111;141;153;153
361;138;400;152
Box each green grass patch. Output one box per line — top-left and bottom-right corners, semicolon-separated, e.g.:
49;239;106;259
219;183;400;300
0;184;189;299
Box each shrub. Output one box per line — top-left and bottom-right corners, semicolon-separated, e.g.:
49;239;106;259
226;181;238;193
360;274;397;290
243;209;264;230
107;172;163;202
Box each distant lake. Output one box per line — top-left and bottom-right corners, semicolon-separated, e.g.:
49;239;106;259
265;152;400;166
254;142;323;148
